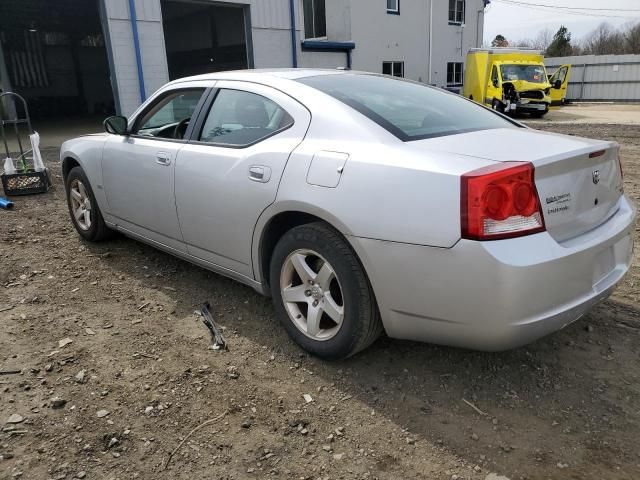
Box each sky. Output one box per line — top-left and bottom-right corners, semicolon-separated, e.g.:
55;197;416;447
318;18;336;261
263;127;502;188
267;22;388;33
483;0;640;46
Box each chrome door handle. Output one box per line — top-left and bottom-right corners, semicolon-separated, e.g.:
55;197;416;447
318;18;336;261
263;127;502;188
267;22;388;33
156;152;171;166
249;166;271;183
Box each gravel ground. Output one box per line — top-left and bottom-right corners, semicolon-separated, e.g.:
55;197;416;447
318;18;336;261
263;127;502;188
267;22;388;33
1;123;639;480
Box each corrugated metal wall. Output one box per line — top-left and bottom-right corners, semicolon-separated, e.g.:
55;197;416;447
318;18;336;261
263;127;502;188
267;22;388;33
249;0;295;29
545;54;640;102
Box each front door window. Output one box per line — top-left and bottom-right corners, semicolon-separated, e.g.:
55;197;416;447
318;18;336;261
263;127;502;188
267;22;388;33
134;89;205;139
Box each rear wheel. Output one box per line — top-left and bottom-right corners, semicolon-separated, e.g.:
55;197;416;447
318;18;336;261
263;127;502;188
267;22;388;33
270;222;382;359
65;166;112;242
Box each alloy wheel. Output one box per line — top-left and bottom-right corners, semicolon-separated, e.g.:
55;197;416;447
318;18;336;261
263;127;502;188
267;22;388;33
279;249;345;341
69;179;92;231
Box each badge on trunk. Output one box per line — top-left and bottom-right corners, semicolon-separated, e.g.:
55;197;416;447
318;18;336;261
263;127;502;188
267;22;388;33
592;170;600;185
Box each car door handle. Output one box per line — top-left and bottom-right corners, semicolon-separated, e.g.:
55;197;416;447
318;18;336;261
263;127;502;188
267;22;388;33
249;166;271;183
156;152;171;166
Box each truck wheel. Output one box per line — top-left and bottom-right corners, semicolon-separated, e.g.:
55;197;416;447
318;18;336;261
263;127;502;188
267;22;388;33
530;109;548;118
492;99;505;114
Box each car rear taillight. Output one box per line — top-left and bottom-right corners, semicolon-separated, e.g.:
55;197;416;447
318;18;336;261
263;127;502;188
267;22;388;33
461;162;545;241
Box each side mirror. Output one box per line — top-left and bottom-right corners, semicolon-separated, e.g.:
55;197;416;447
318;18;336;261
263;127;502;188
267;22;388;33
104;115;128;135
553;79;562;89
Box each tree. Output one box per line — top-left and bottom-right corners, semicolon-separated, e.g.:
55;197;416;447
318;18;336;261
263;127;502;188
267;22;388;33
546;26;573;57
532;28;553;52
491;34;509;48
513;39;533;49
623;21;640;54
581;23;624;55
510;28;551;51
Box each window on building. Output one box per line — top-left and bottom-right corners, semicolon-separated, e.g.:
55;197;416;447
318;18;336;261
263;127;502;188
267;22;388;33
383;61;404;78
303;0;326;39
387;0;400;14
447;62;463;85
448;0;465;25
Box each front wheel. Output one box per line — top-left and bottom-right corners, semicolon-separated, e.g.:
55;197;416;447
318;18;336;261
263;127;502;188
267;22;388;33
270;222;382;359
492;99;505;114
65;166;112;242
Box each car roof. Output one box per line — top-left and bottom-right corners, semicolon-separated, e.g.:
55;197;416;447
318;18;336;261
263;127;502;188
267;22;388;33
169;68;347;86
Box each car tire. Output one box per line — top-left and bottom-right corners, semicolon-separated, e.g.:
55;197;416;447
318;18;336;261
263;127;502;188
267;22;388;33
65;166;112;242
530;110;547;118
492;99;505;114
270;222;383;359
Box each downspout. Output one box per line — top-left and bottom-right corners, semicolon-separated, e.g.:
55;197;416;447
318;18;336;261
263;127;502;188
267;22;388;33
289;0;298;67
128;0;146;103
428;0;433;84
476;7;482;47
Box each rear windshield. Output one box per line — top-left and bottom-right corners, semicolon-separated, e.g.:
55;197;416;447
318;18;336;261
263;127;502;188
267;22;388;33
297;73;516;141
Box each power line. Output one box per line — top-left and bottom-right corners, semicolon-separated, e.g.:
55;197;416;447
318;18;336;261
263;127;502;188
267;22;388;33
492;0;640;19
495;0;640;12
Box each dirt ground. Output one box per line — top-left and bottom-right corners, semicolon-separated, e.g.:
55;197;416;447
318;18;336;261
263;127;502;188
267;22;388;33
530;104;640;125
1;123;639;480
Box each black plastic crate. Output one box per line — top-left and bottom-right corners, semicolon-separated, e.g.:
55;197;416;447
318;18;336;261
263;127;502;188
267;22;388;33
1;169;50;196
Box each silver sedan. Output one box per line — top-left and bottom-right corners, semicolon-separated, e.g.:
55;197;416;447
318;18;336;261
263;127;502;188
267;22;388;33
61;69;636;359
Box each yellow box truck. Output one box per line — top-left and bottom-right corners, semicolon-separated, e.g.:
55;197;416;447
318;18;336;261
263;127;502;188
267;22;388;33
463;48;570;118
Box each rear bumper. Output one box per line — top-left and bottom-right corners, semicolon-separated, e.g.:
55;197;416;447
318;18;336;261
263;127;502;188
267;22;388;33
349;195;636;351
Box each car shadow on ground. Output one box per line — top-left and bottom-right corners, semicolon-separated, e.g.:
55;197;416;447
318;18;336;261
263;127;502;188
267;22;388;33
82;231;640;478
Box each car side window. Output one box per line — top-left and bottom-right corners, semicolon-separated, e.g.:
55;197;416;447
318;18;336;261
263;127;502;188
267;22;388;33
134;89;205;140
198;89;294;146
491;66;499;86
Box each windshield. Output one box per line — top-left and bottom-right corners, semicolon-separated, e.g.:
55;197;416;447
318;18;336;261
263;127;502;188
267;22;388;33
500;64;547;83
298;73;516;141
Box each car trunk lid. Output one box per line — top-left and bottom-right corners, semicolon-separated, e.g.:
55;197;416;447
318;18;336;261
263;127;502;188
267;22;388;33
534;145;623;242
420;127;624;242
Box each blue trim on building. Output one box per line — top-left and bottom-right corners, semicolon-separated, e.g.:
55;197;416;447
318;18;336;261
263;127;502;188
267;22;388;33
301;41;356;69
289;0;298;67
128;0;146;103
301;40;356;51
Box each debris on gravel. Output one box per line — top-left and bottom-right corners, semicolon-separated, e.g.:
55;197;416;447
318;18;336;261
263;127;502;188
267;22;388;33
50;397;66;409
6;414;24;425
